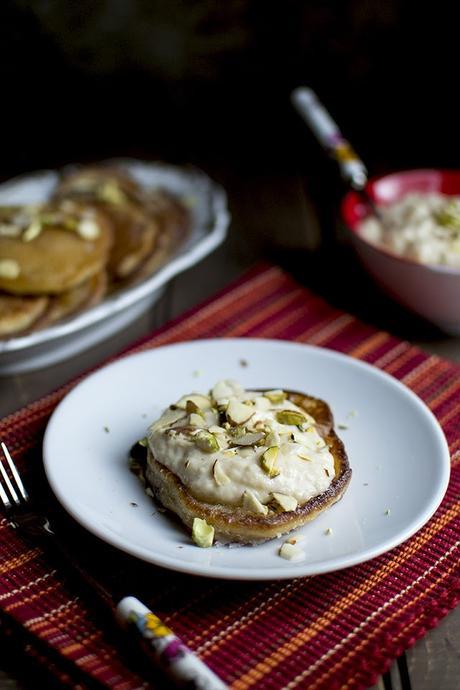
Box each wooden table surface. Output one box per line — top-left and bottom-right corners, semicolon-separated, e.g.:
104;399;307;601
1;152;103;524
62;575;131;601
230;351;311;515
0;169;458;689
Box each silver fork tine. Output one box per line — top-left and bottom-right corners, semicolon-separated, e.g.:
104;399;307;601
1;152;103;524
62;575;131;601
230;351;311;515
1;442;28;502
0;443;20;506
0;468;11;509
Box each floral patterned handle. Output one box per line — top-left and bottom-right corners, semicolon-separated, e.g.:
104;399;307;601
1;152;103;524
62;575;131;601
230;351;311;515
291;86;368;191
116;596;228;689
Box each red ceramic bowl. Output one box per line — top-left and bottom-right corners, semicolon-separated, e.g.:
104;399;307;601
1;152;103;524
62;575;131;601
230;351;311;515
342;169;460;334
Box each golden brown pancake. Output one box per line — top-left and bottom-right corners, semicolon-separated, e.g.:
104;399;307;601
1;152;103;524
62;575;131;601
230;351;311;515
137;390;351;544
53;167;160;280
38;271;107;328
0;293;49;337
127;190;189;285
0;204;112;295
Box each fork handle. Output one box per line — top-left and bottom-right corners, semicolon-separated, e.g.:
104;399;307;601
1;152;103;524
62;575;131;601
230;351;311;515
117;597;227;689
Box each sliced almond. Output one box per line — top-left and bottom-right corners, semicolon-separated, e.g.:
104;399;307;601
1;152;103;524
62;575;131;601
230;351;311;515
226;400;254;425
211;379;244;402
175;394;212;411
213;459;231;486
208;425;225;434
279;542;305;561
230;431;265;447
254;396;271;411
242;489;269;515
77;218;100;239
22;219;42;242
149;408;186;432
271;493;298;512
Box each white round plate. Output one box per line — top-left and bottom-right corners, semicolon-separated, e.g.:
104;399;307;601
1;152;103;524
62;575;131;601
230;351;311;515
43;339;450;580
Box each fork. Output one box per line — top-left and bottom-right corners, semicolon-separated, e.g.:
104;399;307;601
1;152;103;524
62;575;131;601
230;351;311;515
0;441;227;690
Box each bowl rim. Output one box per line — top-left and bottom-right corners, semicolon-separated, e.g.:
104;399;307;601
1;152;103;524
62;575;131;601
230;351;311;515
341;167;460;276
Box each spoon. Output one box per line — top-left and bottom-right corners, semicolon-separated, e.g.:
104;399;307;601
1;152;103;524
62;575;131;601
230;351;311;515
291;87;383;221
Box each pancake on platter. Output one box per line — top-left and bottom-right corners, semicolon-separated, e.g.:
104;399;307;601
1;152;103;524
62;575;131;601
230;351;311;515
0;293;49;337
128;189;190;284
0;203;112;295
130;380;351;546
53;167;160;281
37;271;108;329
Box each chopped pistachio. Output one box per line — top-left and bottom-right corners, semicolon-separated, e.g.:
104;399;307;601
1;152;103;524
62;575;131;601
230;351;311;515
212;459;230;486
324;527;333;535
279;542;305;561
226;399;254;425
384;509;391;516
242;489;269;515
271;493;298;512
193;430;220;453
265;390;287;404
276;410;307;426
0;259;20;279
337;423;348;430
192;518;214;547
138;437;148;447
435;200;460;230
261;446;280;478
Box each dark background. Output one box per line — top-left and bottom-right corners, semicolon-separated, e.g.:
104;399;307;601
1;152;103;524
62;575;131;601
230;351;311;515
1;1;458;177
1;0;459;281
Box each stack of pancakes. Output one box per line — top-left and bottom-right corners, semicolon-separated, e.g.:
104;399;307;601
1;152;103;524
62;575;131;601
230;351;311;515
0;166;189;338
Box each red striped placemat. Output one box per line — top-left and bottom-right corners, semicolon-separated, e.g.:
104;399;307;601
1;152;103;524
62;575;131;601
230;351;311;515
0;263;459;690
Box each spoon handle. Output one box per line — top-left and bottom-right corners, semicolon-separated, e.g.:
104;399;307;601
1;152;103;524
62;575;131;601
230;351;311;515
291;87;368;191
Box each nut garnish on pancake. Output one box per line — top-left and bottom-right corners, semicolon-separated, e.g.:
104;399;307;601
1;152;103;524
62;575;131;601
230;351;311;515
130;380;351;545
53;167;160;280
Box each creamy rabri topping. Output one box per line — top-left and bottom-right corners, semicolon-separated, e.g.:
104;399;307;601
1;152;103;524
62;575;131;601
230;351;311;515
359;192;460;268
147;380;335;513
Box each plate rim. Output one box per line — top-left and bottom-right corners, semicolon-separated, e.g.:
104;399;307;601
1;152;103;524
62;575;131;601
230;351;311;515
43;338;451;580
